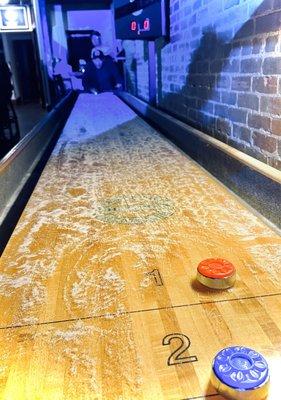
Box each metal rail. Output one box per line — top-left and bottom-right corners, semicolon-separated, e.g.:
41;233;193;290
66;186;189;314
0;91;77;252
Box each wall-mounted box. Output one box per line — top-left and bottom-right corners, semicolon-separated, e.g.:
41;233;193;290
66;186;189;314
0;6;33;32
114;0;169;40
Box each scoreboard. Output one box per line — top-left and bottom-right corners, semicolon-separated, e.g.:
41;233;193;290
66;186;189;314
114;0;169;40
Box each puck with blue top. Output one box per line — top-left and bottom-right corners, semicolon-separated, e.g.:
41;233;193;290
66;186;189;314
211;346;269;400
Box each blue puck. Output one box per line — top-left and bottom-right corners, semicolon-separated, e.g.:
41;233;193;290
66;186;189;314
213;346;269;391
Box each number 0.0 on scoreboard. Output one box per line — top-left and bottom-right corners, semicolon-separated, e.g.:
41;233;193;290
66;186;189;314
114;0;169;40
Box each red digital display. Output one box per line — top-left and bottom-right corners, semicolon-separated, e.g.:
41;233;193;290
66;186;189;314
143;18;150;30
130;20;137;31
115;0;168;40
130;18;151;34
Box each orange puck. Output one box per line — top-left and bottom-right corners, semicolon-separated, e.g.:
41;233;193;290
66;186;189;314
197;258;236;289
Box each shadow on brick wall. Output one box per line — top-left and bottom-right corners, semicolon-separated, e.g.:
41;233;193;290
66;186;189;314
156;0;280;166
125;42;150;99
159;27;229;141
127;58;138;96
156;37;167;103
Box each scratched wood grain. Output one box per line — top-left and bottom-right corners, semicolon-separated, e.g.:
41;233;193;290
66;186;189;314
0;296;280;399
0;93;280;399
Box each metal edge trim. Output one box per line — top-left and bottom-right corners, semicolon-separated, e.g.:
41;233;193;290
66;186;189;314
0;92;73;174
118;92;281;185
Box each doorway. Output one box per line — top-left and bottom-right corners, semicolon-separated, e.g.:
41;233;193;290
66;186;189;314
13;38;40;103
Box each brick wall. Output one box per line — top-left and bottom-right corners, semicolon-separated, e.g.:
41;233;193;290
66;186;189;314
123;0;281;169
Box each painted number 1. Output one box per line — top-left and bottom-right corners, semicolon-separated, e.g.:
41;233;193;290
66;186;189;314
147;269;163;286
162;333;198;366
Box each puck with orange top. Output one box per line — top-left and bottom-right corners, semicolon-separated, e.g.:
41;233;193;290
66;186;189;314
196;258;236;289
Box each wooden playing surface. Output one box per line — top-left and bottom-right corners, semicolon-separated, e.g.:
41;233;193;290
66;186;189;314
0;93;280;399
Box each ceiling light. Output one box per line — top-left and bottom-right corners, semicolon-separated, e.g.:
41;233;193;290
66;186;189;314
0;0;10;6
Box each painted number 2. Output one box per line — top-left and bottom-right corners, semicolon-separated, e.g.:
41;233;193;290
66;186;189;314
162;333;198;366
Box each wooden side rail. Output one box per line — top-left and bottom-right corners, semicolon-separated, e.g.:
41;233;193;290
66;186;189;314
118;91;281;228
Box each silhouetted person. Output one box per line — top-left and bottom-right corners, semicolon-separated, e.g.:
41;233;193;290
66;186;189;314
90;31;102;52
82;50;122;94
90;31;113;60
115;39;126;86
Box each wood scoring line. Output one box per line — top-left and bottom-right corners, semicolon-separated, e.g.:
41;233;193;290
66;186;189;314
0;291;281;331
183;394;220;400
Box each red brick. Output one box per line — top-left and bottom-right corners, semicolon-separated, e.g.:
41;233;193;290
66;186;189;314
171;33;182;43
241;58;262;73
263;57;281;74
224;59;240;73
184;97;197;108
196;61;209;73
255;11;281;34
215;104;229;118
254;0;274;16
252;38;263;54
188;108;198;121
248;113;271;130
189;74;212;87
211;91;221;102
233;124;251;143
253;131;277;153
197;112;216;132
192;26;201;37
232;76;251;91
217;75;231;89
235;19;254;38
210;60;224;73
197;100;214;114
270;159;281;170
229;107;248;123
260;97;281;116
216;118;232;136
196;87;213;100
231;43;241;57
238;93;259;111
225;0;239;9
241;40;252;56
193;0;202;11
190;38;200;49
265;35;278;52
272;119;281;136
221;91;237;105
253;76;278;94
